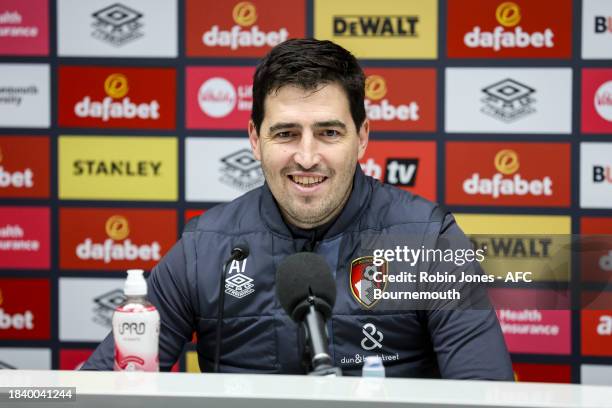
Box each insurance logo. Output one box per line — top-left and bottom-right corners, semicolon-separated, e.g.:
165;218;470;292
582;292;612;356
580;217;612;283
0;0;48;56
582;69;612;134
445;68;571;134
186;67;253;130
0;279;50;340
57;0;177;57
0;64;49;128
186;0;303;57
359;140;436;201
490;289;571;355
58;66;175;129
363;69;436;132
59;277;123;341
186;137;264;202
59;208;176;270
58;136;178;201
447;0;571;58
0;136;49;198
314;0;437;59
580;142;612;209
582;0;612;59
0;207;49;269
446;142;570;207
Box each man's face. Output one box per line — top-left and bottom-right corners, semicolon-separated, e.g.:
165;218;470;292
249;82;368;229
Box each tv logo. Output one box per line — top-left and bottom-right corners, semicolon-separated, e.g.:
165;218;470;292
361;158;418;187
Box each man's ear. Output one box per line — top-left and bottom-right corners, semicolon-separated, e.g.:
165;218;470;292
357;119;369;160
248;120;261;161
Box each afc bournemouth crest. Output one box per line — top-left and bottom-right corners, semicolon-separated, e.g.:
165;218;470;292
350;256;388;309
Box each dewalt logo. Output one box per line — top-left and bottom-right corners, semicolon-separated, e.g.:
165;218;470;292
333;15;418;37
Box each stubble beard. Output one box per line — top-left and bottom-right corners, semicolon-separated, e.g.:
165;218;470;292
261;159;356;229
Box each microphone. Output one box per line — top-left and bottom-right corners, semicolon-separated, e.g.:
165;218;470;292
214;243;249;373
276;252;342;376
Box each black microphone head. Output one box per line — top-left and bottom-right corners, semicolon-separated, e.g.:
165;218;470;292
231;243;250;261
276;252;336;321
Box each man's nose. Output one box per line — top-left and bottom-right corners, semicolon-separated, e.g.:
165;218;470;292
293;133;320;170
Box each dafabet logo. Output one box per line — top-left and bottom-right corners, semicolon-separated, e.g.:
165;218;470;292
60;208;176;271
363;69;436;132
447;0;571;58
0;279;49;340
58;66;175;129
0;136;48;198
186;0;304;57
446;142;570;207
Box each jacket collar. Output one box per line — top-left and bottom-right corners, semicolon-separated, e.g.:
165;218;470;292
259;164;372;240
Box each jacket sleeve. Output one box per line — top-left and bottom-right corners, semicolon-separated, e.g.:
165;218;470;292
424;213;514;381
81;237;196;371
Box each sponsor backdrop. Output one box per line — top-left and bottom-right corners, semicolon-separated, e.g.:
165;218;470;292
0;0;611;384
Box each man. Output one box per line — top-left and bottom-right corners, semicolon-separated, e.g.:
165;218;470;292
83;39;513;379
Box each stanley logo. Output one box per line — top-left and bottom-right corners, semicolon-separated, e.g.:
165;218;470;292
496;2;521;27
365;75;387;101
104;73;129;99
105;215;130;241
233;1;257;27
333;15;419;37
494;149;520;175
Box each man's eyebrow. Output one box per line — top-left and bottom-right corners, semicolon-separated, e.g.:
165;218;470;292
313;120;347;130
268;122;302;133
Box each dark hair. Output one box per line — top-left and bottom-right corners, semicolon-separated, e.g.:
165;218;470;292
251;38;366;134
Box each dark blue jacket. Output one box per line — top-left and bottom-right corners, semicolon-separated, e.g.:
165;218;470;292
83;167;514;380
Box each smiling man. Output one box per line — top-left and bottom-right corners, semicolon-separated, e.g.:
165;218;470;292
83;39;513;380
